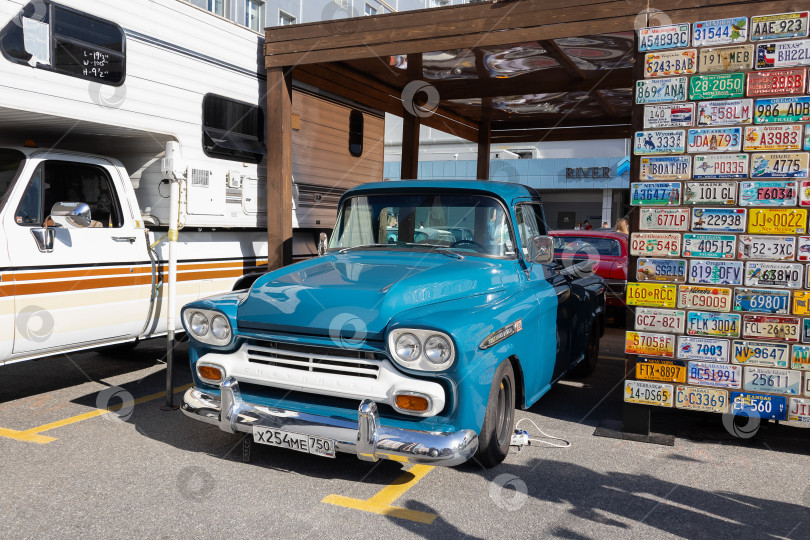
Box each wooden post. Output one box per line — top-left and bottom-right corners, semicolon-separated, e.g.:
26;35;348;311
401;53;422;180
266;66;293;270
477;110;491;180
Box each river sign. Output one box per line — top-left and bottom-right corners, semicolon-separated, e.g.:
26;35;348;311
745;261;803;288
639;156;692;180
692;154;748;179
639;24;691;52
634;130;686;155
630;233;681;257
755;39;810;69
748;208;807;234
635;308;686;334
690;73;745;100
643;104;695;128
689;260;743;285
639;208;690;231
679;285;733;312
696;99;753;126
684;182;736;205
732;340;790;368
737;235;795;261
682;233;735;258
691;207;746;232
627;282;677;308
699;45;753;73
645;49;697;78
636;258;687;282
693;18;748;47
750;12;809;41
743;314;801;342
686;311;741;337
630;182;681;205
733;287;791;314
738;180;798;206
636;77;688;104
677;336;730;362
687;127;742;153
754;96;810;123
750;152;809;178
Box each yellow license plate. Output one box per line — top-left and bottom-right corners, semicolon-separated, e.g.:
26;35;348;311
636;360;687;383
625;331;676;357
748;208;807;234
793;291;810;315
625;380;674;407
627;282;678;308
675;385;729;412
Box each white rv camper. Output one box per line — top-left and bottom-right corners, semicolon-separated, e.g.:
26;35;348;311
0;0;384;365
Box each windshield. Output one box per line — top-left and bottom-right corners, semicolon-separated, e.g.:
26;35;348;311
329;192;516;258
554;236;622;257
0;149;25;209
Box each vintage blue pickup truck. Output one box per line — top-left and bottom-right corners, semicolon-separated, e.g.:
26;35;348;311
181;180;605;467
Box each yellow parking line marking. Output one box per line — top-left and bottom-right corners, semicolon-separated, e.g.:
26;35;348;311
0;384;192;445
322;464;437;524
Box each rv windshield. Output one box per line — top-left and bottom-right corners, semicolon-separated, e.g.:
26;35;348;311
328;192;516;258
0;149;25;210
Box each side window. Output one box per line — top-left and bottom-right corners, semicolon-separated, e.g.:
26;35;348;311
349;110;364;157
515;204;543;256
15;161;123;228
202;94;265;163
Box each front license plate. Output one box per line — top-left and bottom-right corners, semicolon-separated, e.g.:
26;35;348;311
745;261;803;288
731;340;790;368
634;307;686;333
640;208;690;231
692;154;748;179
682;233;736;258
675;385;729;412
677;335;730;362
679;285;732;312
684;181;737;205
636;258;687;282
625;331;675;358
755;39;810;69
696;99;753;126
733;287;791;314
751;12;810;41
639;156;692;180
630;232;681;257
688;259;743;285
688;361;742;388
636;358;687;383
643;104;696;128
253;427;336;458
746;68;807;97
738;180;798;206
737;235;795;261
744;124;803;151
754;96;810;123
691;208;746;232
624;380;674;406
639;24;691;52
690;73;745;100
751;153;808;178
627;282;677;308
636;77;688;104
788;397;810;421
687;127;742;153
693;17;748;47
630;182;681;205
748;208;807;234
791;344;810;369
686;311;741;337
743;314;801;342
645;49;696;78
634;130;686;155
699;45;754;73
793;291;810;315
730;392;788;419
743;366;802;394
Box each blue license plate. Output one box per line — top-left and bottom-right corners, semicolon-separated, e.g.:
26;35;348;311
636;258;687;282
739;181;798;206
733;288;790;313
729;391;788;419
631;182;682;205
691;208;746;232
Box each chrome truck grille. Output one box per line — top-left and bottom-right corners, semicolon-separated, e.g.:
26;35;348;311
245;340;381;380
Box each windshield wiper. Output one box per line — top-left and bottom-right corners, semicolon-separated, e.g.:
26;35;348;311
337;243;391;254
403;243;465;260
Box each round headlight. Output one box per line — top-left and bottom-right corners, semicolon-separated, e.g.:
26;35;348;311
424;335;452;364
210;315;231;341
190;312;209;337
395;333;421;362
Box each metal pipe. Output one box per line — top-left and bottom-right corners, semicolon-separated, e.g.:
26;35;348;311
164;177;180;409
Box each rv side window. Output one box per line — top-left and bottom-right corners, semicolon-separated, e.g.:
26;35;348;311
202;94;266;163
0;2;125;85
349;110;363;157
15;161;123;228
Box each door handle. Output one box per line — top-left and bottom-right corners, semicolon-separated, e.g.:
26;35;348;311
112;236;137;243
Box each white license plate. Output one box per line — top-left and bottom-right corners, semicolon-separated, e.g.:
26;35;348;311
679;285;732;312
751;153;809;179
645;49;697;77
684;182;737;205
635;307;686;333
643;104;695;128
743;314;801;342
640;156;692;180
687;127;742;153
682;233;735;258
636;77;688;104
688;361;742;388
731;340;790;368
691;208;746;232
751;12;810;41
739;180;798;206
693;17;749;47
788;397;810;421
634;130;686;155
640;208;690;231
737;235;795;260
698;45;753;73
697;99;753;126
630;233;681;257
253;427;336;458
744;261;803;288
755;39;810;69
693;154;748;179
743;367;802;394
675;385;729;412
639;24;691;52
743;125;803;151
624;380;674;406
677;336;730;362
688;259;743;285
686;311;741;337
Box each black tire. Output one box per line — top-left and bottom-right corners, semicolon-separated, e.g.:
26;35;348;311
569;323;600;378
475;360;516;468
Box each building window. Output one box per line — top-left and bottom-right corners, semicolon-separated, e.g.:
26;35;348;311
364;3;377;16
245;0;263;32
349;110;364;157
202;94;266;163
278;10;295;26
208;0;226;17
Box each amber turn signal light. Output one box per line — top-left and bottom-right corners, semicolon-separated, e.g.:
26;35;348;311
198;365;223;382
394;394;429;412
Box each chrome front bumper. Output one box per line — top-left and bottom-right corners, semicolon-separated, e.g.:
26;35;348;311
181;377;478;466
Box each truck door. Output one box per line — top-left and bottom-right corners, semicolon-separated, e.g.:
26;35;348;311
0;149;26;362
5;155;151;356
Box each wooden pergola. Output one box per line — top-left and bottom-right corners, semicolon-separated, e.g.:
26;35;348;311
264;0;801;268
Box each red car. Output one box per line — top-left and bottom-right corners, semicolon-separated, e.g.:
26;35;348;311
550;230;628;311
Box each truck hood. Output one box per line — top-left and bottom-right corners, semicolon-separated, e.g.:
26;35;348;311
237;251;512;340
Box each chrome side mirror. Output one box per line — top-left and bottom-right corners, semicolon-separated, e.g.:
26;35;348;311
318;232;329;256
50;202;91;229
529;235;554;264
31;227;55;253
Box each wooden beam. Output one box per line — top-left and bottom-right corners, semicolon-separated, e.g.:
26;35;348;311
541;39;587;80
492;124;630;142
593;89;621;118
477;109;491;180
401;54;422;180
266;67;294;269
